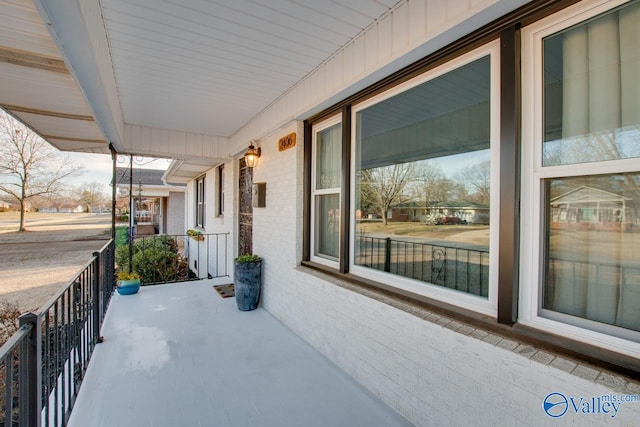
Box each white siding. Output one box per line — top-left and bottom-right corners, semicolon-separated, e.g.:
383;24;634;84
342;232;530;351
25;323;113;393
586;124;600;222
166;191;185;236
123;124;228;160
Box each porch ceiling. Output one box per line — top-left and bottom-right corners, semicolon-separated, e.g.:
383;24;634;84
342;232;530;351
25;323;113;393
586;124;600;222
0;0;108;153
100;0;399;137
0;0;400;157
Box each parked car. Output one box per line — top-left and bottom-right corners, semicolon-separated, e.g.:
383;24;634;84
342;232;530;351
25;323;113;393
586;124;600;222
436;216;467;225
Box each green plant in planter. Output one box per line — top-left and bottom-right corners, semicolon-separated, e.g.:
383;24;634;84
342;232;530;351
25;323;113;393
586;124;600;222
234;254;261;311
235;254;261;263
186;229;204;240
116;270;141;295
117;271;141;281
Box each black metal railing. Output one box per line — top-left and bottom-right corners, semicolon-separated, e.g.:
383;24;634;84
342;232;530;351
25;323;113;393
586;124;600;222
0;239;115;427
119;233;229;285
356;235;489;297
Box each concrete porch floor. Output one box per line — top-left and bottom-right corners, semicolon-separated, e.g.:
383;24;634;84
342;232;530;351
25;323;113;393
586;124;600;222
68;279;412;427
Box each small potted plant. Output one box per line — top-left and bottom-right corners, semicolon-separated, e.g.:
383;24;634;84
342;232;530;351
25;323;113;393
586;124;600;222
116;271;141;295
186;229;205;241
234;254;261;311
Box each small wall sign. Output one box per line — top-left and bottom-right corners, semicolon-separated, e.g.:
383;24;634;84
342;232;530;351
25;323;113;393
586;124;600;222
278;132;296;152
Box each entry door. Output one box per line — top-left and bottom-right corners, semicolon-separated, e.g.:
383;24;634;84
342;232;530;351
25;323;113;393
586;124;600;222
238;157;253;255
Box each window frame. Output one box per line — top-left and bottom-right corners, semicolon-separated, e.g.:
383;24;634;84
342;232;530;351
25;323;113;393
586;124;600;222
348;42;502;317
217;165;225;217
520;0;640;357
195;174;206;229
310;114;343;268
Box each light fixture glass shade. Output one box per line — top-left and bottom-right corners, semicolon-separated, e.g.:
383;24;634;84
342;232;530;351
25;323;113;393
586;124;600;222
244;144;260;168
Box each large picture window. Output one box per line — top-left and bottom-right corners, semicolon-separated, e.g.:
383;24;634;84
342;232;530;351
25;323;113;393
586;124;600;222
522;0;640;351
350;44;500;314
311;116;342;266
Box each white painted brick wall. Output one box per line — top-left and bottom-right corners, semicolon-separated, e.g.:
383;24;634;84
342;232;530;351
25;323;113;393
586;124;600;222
246;121;640;427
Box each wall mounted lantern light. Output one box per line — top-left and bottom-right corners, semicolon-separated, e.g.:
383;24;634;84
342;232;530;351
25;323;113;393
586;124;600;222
244;141;261;168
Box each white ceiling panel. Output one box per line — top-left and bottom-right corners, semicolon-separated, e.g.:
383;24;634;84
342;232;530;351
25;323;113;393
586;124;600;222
0;63;91;115
100;0;402;136
11;112;106;141
0;0;110;154
1;0;402;156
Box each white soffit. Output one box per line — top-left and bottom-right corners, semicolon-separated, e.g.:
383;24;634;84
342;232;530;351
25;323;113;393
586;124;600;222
100;0;400;136
0;0;109;154
163;159;222;184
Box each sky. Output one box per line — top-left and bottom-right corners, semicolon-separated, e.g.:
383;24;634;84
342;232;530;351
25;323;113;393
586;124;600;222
65;152;171;189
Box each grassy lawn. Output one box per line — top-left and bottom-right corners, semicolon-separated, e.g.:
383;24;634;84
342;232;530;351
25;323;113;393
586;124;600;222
357;221;486;237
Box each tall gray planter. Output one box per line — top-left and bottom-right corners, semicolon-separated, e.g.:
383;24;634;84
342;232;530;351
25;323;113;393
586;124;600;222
234;259;262;311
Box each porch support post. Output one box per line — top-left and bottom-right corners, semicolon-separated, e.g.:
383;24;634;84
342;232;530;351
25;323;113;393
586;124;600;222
92;251;103;344
128;154;134;273
110;144;117;239
18;313;41;427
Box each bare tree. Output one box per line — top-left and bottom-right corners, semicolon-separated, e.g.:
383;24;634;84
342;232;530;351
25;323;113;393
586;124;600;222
78;181;107;213
414;161;465;205
457;160;491;205
0;112;82;231
361;163;418;225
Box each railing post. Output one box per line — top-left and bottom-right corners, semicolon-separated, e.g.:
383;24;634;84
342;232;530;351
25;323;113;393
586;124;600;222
18;313;41;427
384;238;391;272
92;252;103;344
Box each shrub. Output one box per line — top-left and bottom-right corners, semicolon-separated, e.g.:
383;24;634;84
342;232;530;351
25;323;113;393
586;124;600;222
115;236;188;284
0;301;20;346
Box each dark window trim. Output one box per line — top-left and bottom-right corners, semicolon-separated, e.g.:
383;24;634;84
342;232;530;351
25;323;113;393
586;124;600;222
303;121;312;262
301;0;640;375
195;174;205;228
339;105;351;274
217;165;224;217
497;25;521;325
306;0;579;125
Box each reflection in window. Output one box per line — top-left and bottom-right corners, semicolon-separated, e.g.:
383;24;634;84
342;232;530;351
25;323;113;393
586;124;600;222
354;56;492;297
316;125;341;190
315;194;340;259
543;0;640;166
543;173;640;335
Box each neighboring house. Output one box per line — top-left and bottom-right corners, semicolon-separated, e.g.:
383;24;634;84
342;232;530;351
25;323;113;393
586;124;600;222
390;201;490;224
115;167;186;236
58;204;84;213
38;207;58;213
38;205;83;213
551;185;637;232
2;0;640;424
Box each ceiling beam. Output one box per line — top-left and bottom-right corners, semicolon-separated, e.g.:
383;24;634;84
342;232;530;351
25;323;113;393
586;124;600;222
42;135;107;144
3;104;94;121
32;0;124;148
0;46;68;74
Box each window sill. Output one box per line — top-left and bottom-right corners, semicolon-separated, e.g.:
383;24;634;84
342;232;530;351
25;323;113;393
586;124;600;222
298;261;640;384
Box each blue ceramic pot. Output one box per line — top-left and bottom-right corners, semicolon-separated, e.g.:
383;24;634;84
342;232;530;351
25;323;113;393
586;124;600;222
117;279;141;295
234;260;261;311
